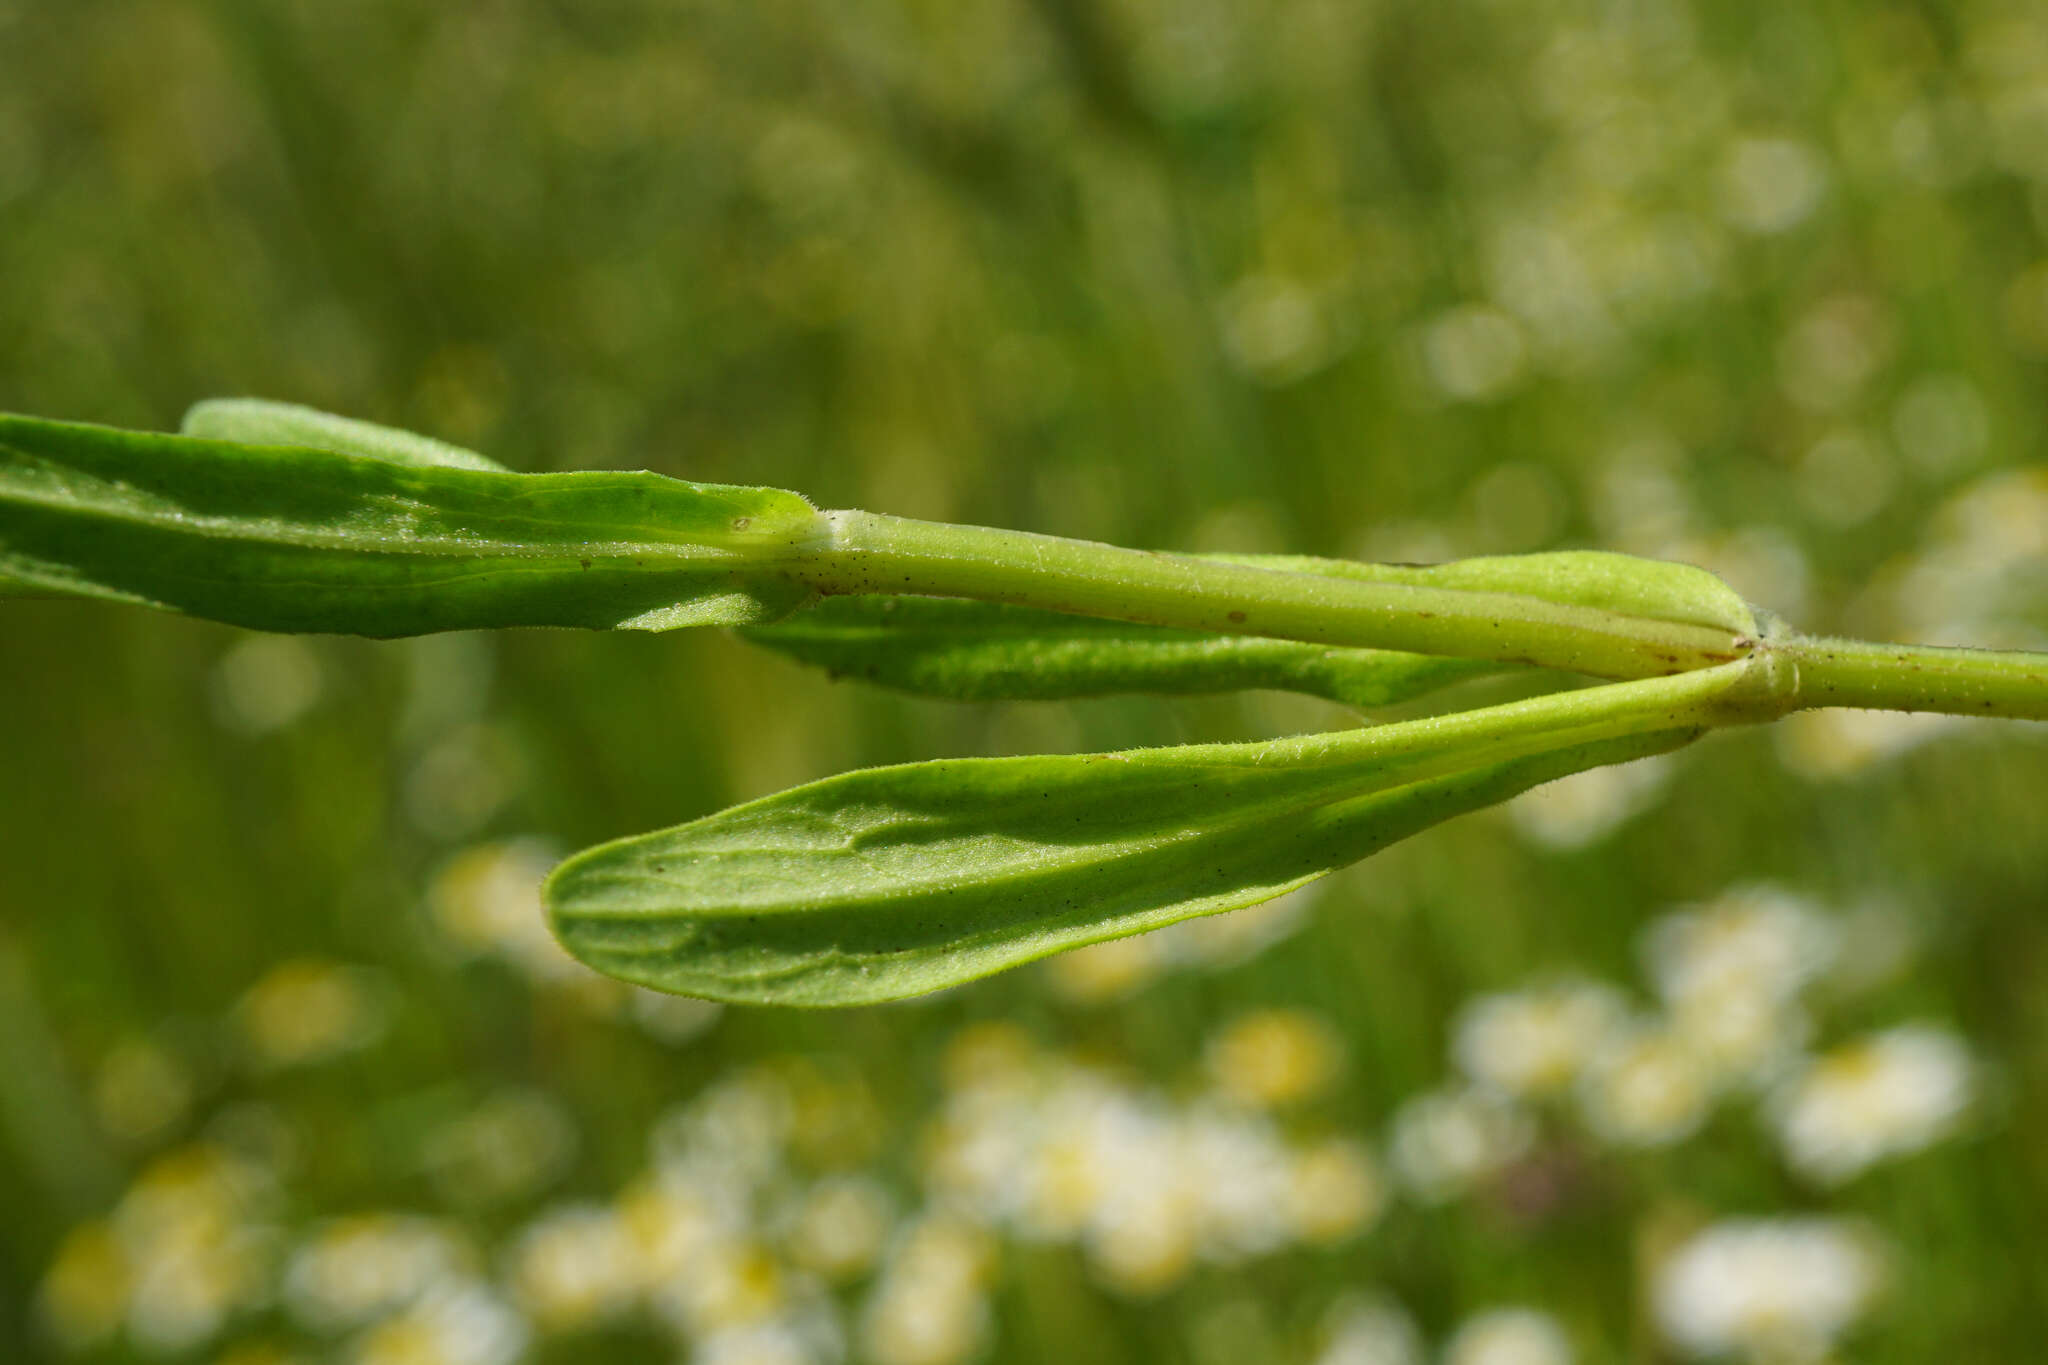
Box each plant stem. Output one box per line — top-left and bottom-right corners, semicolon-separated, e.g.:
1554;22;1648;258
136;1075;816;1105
1779;635;2048;722
808;511;1749;681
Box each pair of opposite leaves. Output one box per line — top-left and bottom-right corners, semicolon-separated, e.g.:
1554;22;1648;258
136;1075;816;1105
0;401;1763;1005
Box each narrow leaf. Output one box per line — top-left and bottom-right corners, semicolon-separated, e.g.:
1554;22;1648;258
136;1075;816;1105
547;665;1745;1006
1217;550;1759;638
742;594;1501;707
0;413;822;636
181;398;512;473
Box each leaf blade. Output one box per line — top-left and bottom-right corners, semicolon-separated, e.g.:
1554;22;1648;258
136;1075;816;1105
744;546;1754;707
180;398;513;473
547;666;1744;1005
0;413;822;636
1215;549;1758;637
742;594;1502;708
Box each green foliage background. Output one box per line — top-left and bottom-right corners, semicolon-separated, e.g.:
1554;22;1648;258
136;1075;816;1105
5;0;2048;1360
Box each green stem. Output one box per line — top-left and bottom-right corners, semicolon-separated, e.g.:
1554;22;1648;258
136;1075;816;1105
806;511;1748;681
1779;635;2048;722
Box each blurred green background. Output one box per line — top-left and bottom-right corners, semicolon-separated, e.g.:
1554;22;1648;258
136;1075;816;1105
6;1;2048;1361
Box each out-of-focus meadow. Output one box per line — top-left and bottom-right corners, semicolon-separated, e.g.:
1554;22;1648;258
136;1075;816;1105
5;0;2048;1360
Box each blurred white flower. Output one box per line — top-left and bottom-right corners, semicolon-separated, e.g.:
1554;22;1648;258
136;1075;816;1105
1452;980;1628;1100
697;1310;844;1365
1663;981;1811;1090
1086;1183;1199;1297
1041;933;1170;1004
60;1143;283;1354
1043;892;1309;1005
631;987;725;1045
405;722;524;840
1387;1086;1535;1203
1285;1138;1387;1246
1443;1307;1574;1365
1420;305;1528;402
1205;1008;1345;1108
350;1280;528;1365
860;1216;994;1365
616;1170;751;1289
1794;429;1895;528
212;634;324;735
1720;137;1827;235
1220;273;1336;384
1576;1021;1713;1147
1892;374;1989;475
1642;887;1835;1092
1314;1293;1423;1365
426;840;587;985
128;1222;275;1356
787;1175;896;1282
1508;755;1672;850
1769;1024;1977;1184
1654;1218;1884;1361
922;1029;1374;1286
284;1214;471;1333
214;1342;316;1365
507;1203;641;1331
1884;466;2048;644
656;1241;799;1338
422;1089;577;1210
1178;1107;1299;1260
656;1068;795;1192
1643;886;1838;1016
1773;708;1961;783
1777;295;1894;415
37;1222;128;1352
233;959;391;1072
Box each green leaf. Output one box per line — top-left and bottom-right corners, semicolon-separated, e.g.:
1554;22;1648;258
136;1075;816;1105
743;594;1501;707
1216;550;1759;639
743;545;1753;708
546;664;1746;1006
0;412;822;636
181;398;512;473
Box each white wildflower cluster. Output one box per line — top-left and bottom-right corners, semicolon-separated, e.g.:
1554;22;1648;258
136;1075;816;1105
924;1021;1386;1297
34;878;1978;1365
1443;1308;1576;1365
497;1063;876;1363
1642;884;1837;1090
1405;886;1976;1197
859;1215;997;1365
283;1213;476;1334
1386;1085;1536;1205
351;1280;530;1365
44;1162;528;1365
1314;1298;1574;1365
1653;1218;1885;1361
1767;1024;1978;1186
38;1143;279;1357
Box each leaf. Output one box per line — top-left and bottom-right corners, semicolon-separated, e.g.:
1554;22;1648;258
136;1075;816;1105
746;547;1752;707
742;594;1502;708
181;398;512;473
1215;550;1758;638
546;664;1746;1006
0;412;822;636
